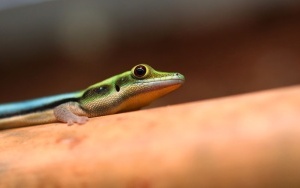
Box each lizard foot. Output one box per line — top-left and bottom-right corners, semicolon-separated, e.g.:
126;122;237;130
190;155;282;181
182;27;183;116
54;102;89;125
67;116;89;126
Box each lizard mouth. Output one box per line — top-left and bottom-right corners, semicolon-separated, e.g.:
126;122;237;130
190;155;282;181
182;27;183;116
131;73;185;95
118;72;185;101
135;73;185;86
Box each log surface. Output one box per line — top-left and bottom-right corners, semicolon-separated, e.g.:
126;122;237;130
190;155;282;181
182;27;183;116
1;86;300;187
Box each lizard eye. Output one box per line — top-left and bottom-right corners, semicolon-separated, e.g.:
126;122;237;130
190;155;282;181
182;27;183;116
133;65;147;78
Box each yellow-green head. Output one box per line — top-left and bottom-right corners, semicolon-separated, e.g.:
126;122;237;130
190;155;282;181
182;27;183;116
79;64;185;116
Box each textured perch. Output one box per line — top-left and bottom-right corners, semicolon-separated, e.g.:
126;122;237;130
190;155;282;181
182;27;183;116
1;86;300;187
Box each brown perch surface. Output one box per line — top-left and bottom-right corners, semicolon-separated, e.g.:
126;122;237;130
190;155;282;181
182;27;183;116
1;86;300;187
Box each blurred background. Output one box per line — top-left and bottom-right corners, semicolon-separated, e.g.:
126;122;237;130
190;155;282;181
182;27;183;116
0;0;300;108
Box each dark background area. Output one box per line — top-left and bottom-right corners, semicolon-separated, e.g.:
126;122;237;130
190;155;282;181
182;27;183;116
0;0;300;108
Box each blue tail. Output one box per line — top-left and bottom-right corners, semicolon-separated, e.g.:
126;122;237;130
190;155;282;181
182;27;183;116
0;92;81;118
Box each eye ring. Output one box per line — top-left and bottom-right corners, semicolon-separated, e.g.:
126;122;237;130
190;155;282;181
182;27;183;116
133;65;147;78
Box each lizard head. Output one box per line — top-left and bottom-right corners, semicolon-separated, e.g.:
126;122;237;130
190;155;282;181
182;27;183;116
80;64;185;115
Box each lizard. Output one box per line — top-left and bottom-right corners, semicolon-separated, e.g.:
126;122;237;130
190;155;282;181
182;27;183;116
0;64;185;130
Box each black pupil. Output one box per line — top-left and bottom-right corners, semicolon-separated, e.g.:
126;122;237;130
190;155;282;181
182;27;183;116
134;65;146;77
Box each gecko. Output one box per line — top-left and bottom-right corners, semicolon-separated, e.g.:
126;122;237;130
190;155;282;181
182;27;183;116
0;64;185;130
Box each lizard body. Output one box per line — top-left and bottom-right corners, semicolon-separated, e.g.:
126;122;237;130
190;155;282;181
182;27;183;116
0;64;184;130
